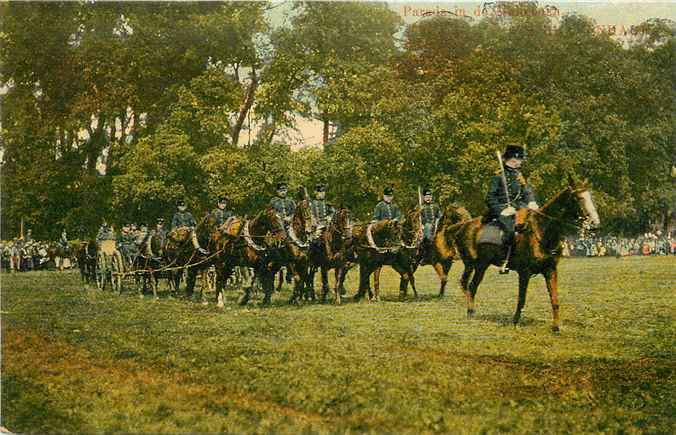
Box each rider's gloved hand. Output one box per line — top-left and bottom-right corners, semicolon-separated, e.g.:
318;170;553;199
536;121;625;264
527;202;539;210
501;206;516;216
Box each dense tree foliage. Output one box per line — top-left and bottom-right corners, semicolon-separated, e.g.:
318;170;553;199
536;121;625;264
1;1;673;238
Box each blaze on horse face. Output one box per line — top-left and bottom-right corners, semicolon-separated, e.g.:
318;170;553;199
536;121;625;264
568;175;600;230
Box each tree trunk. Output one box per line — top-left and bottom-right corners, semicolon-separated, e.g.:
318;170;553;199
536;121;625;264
231;68;258;148
322;116;330;145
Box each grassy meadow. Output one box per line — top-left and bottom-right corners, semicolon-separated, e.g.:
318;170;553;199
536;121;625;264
2;256;675;434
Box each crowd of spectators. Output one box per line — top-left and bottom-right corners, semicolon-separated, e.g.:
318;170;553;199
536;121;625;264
562;231;675;257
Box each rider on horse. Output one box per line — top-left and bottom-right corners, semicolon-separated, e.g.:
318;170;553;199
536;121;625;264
210;196;232;227
419;186;442;262
372;186;402;222
485;144;539;273
270;182;296;229
171;200;209;256
96;219;116;243
310;183;334;237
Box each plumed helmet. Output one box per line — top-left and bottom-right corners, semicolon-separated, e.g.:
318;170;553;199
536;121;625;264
502;144;526;160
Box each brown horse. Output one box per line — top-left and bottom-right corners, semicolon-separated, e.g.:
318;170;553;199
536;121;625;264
354;210;421;302
212;207;287;307
75;240;97;285
307;207;355;304
450;176;600;331
164;222;211;298
283;199;316;304
426;204;473;297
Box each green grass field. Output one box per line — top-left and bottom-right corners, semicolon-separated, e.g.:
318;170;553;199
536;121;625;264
2;256;675;434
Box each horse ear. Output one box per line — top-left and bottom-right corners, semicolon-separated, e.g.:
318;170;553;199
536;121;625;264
567;171;578;188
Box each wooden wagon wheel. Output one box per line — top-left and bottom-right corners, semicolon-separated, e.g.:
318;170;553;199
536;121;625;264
96;251;108;291
110;250;124;294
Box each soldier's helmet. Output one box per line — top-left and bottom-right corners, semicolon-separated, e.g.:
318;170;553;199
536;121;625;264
502;144;526;160
383;186;394;196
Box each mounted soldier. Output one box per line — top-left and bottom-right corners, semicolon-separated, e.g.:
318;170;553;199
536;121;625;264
96;219;116;243
485;144;539;273
372;186;402;222
58;228;70;253
418;186;442;262
270;182;296;228
310;183;334;238
210;196;232;227
171;200;209;256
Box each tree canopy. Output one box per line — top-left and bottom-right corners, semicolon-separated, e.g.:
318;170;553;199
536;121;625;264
1;1;674;239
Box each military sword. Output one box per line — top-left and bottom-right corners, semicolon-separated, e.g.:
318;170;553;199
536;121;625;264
496;151;511;207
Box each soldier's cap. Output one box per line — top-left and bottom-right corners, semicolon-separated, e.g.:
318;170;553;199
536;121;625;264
383;187;394;195
503;144;526;160
276;182;288;190
177;199;186;207
315;183;326;192
157;217;165;223
422;187;432;196
218;196;227;203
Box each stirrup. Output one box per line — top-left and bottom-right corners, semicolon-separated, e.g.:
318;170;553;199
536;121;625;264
499;245;512;274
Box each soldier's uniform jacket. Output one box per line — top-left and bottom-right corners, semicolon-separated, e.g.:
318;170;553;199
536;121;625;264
421;203;442;225
96;225;116;242
172;211;197;229
211;208;233;226
154;226;168;246
310;199;334;227
271;197;296;221
373;201;402;222
486;167;535;218
59;232;69;249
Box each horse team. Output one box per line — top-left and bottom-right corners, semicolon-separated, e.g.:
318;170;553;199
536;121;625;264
74;176;598;332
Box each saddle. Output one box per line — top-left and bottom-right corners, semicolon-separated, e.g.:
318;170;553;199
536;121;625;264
477;221;504;246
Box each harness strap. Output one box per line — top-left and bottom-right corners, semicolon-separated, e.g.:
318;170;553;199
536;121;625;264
243;220;266;251
366;223;399;254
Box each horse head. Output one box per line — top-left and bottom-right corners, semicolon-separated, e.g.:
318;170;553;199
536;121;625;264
293;199;315;239
540;174;600;233
332;207;353;240
441;203;472;226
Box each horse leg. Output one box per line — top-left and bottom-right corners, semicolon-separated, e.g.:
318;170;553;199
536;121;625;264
262;271;274;305
186;270;197;298
333;267;343;305
467;263;488;317
544;268;561;332
320;266;330;304
513;270;531;326
460;262;474;309
433;261;452;298
355;262;370;301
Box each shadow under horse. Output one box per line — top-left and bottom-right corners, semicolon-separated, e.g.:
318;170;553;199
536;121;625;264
450;175;600;332
164;221;212;298
306;207;355;304
211;207;287;306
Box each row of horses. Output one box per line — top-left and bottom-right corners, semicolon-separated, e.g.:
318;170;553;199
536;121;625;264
76;177;599;332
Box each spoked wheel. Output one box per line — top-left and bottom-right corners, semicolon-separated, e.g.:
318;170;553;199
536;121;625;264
96;252;108;291
111;251;124;294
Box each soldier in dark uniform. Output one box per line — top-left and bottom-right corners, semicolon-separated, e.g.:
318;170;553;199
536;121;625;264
270;182;296;226
171;200;208;255
310;183;334;233
210;196;232;227
485;144;539;272
372;186;402;222
59;228;70;252
96;219;116;243
155;218;168;247
418;186;442;262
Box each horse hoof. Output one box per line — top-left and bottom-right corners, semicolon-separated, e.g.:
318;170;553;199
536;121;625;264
551;325;561;333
